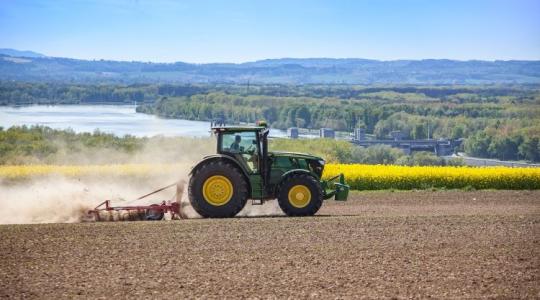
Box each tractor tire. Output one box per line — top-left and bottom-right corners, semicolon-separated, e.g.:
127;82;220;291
277;173;323;217
188;160;248;218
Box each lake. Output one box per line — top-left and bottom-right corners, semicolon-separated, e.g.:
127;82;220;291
0;105;287;138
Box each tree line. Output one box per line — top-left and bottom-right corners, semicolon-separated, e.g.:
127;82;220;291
0;126;464;166
1;82;539;162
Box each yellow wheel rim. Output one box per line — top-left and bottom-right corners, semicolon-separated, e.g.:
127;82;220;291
202;175;233;206
288;185;311;208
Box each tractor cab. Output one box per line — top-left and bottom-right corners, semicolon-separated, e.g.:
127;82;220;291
213;124;269;175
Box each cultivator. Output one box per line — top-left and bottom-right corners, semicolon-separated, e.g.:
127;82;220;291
88;182;185;221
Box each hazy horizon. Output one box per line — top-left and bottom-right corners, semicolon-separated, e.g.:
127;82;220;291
4;47;540;64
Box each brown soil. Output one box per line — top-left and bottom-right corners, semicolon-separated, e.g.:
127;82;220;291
1;190;539;299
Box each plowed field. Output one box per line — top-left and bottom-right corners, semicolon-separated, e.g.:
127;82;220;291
1;190;539;299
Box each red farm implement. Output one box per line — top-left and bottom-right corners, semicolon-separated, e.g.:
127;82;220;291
88;182;185;221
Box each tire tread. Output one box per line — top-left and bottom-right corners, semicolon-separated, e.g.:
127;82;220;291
277;173;323;216
188;159;248;218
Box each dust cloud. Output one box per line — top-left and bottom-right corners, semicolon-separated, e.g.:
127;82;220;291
0;175;187;224
0;137;209;224
0;136;284;224
41;136;216;165
237;200;284;217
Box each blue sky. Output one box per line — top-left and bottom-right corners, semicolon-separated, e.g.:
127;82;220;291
0;0;539;63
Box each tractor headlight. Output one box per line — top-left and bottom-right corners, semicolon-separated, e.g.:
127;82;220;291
318;159;325;166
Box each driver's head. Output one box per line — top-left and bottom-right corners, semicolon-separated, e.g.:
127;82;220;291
235;135;241;143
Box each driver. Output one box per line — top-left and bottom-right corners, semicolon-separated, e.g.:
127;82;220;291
230;135;241;152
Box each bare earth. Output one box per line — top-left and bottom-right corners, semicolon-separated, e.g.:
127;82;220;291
1;190;539;299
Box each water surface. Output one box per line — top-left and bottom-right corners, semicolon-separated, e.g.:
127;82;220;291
0;105;287;138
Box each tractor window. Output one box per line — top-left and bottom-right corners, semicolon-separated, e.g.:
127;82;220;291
274;157;294;168
221;131;259;173
221;131;257;153
273;157;308;169
297;159;309;169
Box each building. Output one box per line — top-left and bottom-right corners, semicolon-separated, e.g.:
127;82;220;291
354;128;366;141
351;130;460;156
319;128;335;139
287;127;299;139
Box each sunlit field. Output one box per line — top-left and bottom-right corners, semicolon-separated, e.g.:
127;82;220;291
324;164;540;190
2;164;539;190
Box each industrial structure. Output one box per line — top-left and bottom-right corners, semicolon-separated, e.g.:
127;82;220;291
287;127;299;139
319;128;335;139
351;128;459;156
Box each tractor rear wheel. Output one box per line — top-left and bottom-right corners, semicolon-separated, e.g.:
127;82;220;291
277;173;323;216
188;160;248;218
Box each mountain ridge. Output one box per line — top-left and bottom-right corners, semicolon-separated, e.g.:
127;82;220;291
1;49;539;84
0;48;46;58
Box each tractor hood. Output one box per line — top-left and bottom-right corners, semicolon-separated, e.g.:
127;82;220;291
269;151;324;162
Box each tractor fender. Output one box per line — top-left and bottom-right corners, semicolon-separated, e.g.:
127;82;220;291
190;155;250;177
279;169;318;186
276;169;320;198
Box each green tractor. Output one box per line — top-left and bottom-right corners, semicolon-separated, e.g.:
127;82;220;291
188;121;349;218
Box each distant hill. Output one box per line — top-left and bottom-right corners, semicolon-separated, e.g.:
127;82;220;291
0;51;539;84
0;48;46;58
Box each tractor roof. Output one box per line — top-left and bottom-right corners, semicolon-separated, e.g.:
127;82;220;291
211;126;268;133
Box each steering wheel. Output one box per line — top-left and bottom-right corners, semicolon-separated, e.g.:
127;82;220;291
245;144;256;154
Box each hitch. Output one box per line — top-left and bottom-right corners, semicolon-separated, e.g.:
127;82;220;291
321;173;349;201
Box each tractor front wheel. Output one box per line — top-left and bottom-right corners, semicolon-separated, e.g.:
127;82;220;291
189;160;248;218
277;173;323;216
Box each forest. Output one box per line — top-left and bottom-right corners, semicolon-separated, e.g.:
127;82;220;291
1;82;539;162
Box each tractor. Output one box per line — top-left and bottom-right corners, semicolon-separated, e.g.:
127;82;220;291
188;121;349;218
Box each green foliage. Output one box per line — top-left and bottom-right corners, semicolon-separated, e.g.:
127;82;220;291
396;152;444;166
0;82;158;105
350;145;405;164
1;82;539;162
519;137;540;162
394;151;465;166
269;138;355;163
0;127;463;166
271;140;465;166
465;129;539;162
0;126;144;164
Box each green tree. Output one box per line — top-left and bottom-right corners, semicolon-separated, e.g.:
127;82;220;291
464;132;492;157
412;123;427;139
451;124;465;139
295;106;311;128
262;107;278;124
488;135;521;161
518;137;540;162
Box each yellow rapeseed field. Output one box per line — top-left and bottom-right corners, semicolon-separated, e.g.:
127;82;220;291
323;164;540;190
1;163;539;190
